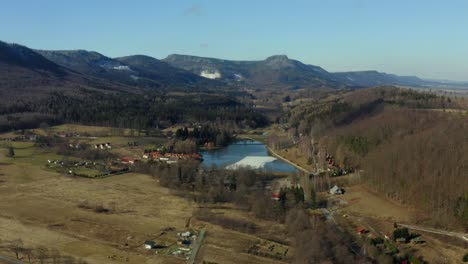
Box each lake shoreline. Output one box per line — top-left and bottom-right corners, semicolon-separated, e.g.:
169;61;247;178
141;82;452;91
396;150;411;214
236;135;311;175
200;139;299;173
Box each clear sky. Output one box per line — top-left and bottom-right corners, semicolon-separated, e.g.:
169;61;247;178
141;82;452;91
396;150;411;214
1;0;467;81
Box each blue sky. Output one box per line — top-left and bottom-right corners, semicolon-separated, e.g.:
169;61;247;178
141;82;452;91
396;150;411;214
1;0;467;80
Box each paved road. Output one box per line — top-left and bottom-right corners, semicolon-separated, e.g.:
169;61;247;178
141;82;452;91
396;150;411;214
0;255;23;264
397;223;468;242
187;229;206;264
266;145;311;174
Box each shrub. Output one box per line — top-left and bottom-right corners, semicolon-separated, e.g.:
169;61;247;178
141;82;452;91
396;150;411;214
369;237;384;246
393;227;410;240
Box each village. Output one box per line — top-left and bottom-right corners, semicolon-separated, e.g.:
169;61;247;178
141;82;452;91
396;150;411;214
0;126;207;179
0;124;302;263
2;124;466;263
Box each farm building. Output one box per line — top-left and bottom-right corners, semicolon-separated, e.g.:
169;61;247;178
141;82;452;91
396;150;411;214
329;185;345;195
356;226;367;235
143;240;156;249
271;193;281;201
178;231;191;237
94;143;112;150
150;152;163;159
121;157;139;164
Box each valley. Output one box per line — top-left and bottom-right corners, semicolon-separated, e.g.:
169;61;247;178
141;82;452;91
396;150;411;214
0;125;292;264
0;37;467;264
0;105;466;263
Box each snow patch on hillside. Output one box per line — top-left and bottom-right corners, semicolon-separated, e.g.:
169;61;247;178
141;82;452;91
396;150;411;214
113;65;132;71
200;70;221;79
234;74;244;81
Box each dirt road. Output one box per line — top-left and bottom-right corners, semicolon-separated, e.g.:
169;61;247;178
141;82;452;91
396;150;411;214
397;223;468;242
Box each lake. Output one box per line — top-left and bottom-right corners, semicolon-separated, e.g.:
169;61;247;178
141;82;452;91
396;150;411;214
200;140;299;173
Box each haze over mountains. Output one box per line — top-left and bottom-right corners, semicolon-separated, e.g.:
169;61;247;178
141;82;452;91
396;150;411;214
0;40;447;97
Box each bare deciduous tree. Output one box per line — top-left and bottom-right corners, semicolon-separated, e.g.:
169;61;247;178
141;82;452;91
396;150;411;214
36;246;49;264
11;238;23;260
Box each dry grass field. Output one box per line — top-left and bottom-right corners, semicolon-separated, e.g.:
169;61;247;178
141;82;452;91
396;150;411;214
337;185;418;223
36;124;143;137
0;153;192;263
0;131;291;264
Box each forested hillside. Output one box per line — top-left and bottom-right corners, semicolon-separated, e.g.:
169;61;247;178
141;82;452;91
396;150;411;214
163;54;342;89
287;87;468;229
37;50;220;89
0;41;267;132
0;90;268;132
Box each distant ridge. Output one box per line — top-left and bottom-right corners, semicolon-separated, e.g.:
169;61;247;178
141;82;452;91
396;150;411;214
0;39;447;92
163;54;342;88
334;70;427;87
0;40;134;103
163;54;430;88
36;50;220;89
0;41;64;74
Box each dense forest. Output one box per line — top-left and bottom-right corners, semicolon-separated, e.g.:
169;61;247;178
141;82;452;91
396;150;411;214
286;87;468;230
0;90;268;132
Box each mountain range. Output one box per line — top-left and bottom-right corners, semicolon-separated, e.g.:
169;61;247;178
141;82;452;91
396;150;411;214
0;41;137;106
35;49;219;89
163;54;344;89
163;54;430;88
0;40;440;99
